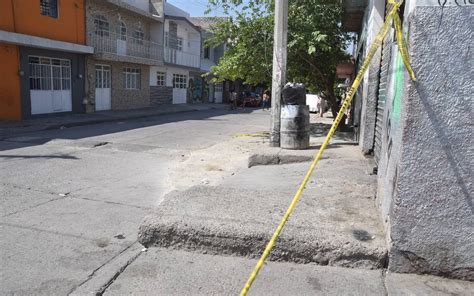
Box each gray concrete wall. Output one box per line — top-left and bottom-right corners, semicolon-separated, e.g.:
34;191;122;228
86;58;150;110
379;3;473;280
150;86;172;105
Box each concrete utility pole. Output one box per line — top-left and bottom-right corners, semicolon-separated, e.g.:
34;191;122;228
269;0;288;147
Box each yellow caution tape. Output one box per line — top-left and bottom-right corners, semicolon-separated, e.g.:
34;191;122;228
240;0;416;294
394;13;417;81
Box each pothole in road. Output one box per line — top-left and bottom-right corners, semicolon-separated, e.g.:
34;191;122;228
92;142;110;148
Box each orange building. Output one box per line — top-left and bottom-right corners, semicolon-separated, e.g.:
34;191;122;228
0;0;93;120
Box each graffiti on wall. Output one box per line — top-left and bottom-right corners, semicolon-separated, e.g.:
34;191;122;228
384;49;404;165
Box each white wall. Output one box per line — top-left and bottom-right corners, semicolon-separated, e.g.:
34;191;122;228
164;19;201;68
149;66;189;87
201;58;215;72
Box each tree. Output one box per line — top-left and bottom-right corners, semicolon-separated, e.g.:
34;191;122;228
206;0;350;118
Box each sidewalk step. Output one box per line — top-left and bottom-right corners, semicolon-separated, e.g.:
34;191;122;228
139;143;385;269
138;184;386;269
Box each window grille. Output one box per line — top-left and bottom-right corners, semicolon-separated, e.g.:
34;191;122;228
94;15;110;37
156;72;166;86
123;68;141;90
40;0;58;18
133;29;144;45
214;82;223;92
29;56;71;91
118;22;127;41
173;74;187;89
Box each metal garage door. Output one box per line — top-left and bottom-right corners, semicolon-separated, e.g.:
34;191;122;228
374;28;394;164
29;56;72;115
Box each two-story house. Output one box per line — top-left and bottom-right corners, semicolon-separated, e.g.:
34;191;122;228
190;17;227;104
85;0;164;111
0;0;93;120
149;2;201;105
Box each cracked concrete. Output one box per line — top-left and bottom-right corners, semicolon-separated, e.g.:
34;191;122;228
0;109;268;295
139;114;387;270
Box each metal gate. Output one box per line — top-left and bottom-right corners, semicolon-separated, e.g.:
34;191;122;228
29;56;72;115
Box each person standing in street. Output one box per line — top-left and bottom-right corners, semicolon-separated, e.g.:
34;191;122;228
262;89;271;110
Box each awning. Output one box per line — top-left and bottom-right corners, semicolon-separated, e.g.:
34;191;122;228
0;30;93;54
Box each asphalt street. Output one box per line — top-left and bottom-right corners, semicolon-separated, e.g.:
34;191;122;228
0;108;268;295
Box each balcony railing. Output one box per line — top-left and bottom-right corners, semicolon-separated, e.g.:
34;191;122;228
164;47;200;68
89;30;163;63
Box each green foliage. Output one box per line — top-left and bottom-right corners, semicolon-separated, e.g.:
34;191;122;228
206;0;350;114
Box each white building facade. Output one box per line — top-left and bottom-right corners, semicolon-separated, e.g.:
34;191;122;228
190;17;227;104
149;2;202;104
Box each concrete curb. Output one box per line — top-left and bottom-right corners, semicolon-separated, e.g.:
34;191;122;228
138;220;387;269
138;186;387;270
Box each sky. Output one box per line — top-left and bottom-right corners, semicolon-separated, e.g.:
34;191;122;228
167;0;228;17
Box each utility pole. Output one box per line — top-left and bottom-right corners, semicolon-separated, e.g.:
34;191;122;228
269;0;288;147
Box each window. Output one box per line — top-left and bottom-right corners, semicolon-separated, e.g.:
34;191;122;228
214;82;223;92
29;56;71;90
40;0;58;18
94;15;109;37
177;37;183;51
165;32;169;47
95;65;111;89
118;22;127;41
156;72;166;86
204;47;210;59
133;29;144;45
173;74;187;89
123;68;141;90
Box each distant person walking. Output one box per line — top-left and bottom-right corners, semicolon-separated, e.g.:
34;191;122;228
317;96;326;117
229;90;237;110
262;90;271;111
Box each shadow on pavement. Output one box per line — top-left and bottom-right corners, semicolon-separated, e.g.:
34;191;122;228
0;108;259;152
310;122;355;142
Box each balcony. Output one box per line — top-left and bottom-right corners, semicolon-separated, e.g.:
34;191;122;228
164;47;200;69
88;30;163;66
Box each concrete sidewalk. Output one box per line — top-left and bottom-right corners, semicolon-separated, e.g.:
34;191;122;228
101;248;474;296
0;103;228;139
138;114;387;269
70;113;473;295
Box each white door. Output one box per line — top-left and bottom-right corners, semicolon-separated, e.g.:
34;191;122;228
95;65;112;111
29;56;72;115
172;88;187;104
214;82;223;103
172;74;188;104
